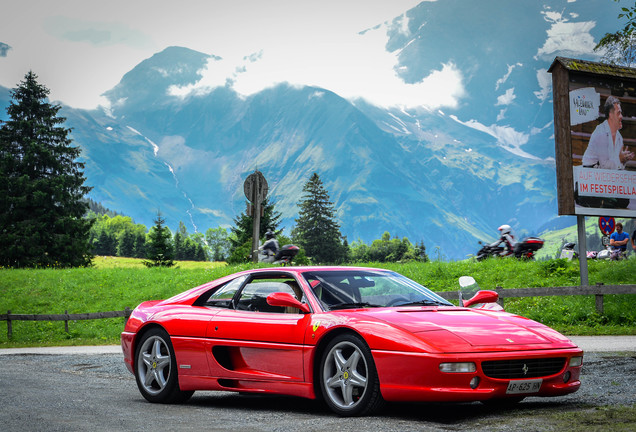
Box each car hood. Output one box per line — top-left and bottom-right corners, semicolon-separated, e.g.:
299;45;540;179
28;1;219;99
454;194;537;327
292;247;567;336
358;307;575;349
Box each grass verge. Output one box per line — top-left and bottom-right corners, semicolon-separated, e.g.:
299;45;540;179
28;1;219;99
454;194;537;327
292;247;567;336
0;257;635;347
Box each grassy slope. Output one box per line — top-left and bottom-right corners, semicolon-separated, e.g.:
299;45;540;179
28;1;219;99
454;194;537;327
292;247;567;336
0;256;635;347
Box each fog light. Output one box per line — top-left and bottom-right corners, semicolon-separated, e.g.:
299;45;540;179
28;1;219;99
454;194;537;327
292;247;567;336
563;371;571;383
569;356;583;367
470;376;480;389
439;362;476;373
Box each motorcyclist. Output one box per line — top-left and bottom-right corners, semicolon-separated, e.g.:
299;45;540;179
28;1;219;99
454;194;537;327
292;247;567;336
261;230;279;258
494;224;516;256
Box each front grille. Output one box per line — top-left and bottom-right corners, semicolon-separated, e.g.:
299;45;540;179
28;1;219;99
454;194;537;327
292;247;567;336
481;357;566;379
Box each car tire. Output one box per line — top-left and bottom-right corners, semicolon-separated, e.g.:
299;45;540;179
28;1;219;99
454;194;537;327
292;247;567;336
319;333;384;416
134;327;194;404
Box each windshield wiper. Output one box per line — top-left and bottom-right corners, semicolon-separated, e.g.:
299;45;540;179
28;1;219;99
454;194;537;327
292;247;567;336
392;300;446;307
329;302;381;310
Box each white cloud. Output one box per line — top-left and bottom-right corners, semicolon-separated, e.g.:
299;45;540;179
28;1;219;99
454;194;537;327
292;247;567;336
495;63;522;91
530;121;553;135
170;17;465;110
1;0;439;109
496;88;516;106
497;108;507;122
534;69;552;102
535;8;598;60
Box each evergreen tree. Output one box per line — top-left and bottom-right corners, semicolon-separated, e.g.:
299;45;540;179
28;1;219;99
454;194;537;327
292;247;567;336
188;232;209;261
94;230;117;256
133;233;146;258
143;212;175;267
173;221;187;260
293;173;347;264
415;240;429;262
0;71;93;267
117;229;136;257
228;198;282;263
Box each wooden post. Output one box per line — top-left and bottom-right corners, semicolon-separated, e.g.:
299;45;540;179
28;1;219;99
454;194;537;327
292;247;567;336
243;170;268;264
495;286;504;308
124;307;131;325
252;198;261;264
64;310;69;333
7;310;12;339
595;282;604;314
577;216;589;287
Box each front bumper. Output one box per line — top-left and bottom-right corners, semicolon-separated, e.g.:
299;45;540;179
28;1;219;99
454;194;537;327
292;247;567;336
373;348;583;402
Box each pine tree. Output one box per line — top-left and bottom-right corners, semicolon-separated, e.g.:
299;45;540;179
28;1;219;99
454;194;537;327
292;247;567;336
0;71;93;268
173;221;187;260
117;229;136;257
228;198;282;263
143;212;175;267
293;173;347;264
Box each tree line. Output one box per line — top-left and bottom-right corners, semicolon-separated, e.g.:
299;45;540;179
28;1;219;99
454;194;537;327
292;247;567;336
88;211;231;264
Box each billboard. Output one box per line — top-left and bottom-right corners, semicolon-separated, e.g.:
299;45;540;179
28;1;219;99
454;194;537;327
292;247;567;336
549;57;636;217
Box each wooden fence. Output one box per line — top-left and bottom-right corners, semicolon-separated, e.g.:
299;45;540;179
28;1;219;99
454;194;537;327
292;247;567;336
1;284;635;339
435;283;636;314
0;308;131;339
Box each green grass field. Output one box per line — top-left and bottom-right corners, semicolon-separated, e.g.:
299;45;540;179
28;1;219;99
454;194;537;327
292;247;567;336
1;257;635;347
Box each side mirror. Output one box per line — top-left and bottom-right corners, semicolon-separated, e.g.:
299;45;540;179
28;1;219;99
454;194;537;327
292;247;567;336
459;276;477;289
462;290;499;308
267;292;311;313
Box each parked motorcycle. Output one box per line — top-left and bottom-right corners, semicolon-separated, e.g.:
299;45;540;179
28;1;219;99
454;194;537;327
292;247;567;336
258;244;300;265
560;242;578;260
587;247;625;261
475;237;544;261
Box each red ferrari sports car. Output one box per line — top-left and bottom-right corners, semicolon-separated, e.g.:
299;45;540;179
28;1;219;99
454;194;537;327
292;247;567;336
121;267;583;416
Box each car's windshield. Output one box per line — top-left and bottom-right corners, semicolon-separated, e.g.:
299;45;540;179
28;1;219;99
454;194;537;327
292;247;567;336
302;270;452;310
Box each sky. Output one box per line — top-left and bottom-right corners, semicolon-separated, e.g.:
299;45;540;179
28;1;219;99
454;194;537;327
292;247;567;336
0;0;608;113
0;0;435;109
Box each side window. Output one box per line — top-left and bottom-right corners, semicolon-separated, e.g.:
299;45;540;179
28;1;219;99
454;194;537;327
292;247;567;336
200;276;247;308
236;281;300;313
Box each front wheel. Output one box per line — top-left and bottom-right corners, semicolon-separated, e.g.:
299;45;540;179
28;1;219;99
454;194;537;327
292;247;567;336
134;327;193;404
319;333;384;416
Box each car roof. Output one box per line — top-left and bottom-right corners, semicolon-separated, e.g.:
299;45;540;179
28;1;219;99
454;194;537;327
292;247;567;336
162;266;392;305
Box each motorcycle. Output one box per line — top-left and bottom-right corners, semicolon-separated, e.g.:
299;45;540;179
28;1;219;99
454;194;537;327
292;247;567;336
475;237;544;261
258;244;300;265
560;242;578;260
587;247;625;261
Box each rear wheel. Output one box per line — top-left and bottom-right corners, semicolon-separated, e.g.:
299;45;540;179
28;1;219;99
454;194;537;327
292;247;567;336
319;333;384;416
134;328;193;404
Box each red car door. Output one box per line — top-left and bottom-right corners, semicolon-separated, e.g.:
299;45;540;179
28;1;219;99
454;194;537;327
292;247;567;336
205;280;311;381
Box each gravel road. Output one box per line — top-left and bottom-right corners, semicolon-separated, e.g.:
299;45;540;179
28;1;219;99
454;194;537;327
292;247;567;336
0;352;636;432
0;348;634;432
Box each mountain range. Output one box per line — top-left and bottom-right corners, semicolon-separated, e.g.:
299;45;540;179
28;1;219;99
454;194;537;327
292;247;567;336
1;1;623;259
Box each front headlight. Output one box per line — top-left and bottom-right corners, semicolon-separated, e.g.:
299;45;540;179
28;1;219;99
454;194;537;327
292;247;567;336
569;356;583;367
439;362;477;373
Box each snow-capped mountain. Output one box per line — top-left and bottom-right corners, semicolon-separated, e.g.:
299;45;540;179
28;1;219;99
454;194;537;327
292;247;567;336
1;0;624;259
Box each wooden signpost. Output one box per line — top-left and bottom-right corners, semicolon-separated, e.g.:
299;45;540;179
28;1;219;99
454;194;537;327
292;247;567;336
243;170;268;263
